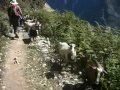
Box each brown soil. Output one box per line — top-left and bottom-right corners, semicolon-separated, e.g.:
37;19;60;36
2;32;27;90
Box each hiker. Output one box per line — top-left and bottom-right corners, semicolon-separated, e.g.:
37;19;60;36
7;0;23;38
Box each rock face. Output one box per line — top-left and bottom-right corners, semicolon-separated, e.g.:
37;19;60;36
47;0;120;27
106;0;120;27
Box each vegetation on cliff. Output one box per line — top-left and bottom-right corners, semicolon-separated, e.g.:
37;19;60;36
27;10;120;90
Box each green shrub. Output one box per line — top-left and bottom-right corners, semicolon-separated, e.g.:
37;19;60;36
0;12;10;36
27;10;120;89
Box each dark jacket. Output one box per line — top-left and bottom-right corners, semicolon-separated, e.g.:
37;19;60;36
7;4;22;26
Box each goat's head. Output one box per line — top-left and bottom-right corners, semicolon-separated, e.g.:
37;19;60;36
92;66;104;84
85;60;107;85
35;21;41;30
69;43;76;48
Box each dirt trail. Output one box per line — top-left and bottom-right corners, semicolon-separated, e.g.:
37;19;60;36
2;31;27;90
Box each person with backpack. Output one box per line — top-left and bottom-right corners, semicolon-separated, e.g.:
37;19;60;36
7;0;22;38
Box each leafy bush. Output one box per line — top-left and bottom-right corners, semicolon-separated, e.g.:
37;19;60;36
0;12;9;90
27;10;120;89
0;12;10;36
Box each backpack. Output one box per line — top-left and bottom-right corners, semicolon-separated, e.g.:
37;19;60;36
8;5;21;17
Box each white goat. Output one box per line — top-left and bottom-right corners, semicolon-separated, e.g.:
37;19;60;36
24;20;36;32
24;19;41;30
25;19;34;23
25;21;36;27
69;44;77;61
57;42;76;64
57;42;70;63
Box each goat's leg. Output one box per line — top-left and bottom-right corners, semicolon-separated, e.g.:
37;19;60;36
59;55;62;66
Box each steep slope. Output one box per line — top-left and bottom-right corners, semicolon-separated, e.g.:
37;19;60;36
47;0;120;27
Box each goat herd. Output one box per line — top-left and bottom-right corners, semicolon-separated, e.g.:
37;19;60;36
55;42;107;89
23;15;107;90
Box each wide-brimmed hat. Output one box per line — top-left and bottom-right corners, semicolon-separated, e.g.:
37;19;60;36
10;0;18;4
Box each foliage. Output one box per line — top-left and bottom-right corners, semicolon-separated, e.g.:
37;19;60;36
27;9;120;89
0;12;9;36
0;12;9;90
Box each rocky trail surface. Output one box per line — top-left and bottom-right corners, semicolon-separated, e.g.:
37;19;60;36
1;27;83;90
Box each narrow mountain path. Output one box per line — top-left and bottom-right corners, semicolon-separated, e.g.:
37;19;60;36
2;30;27;90
1;26;83;90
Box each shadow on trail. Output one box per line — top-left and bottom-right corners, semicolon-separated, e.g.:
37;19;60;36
22;38;31;44
45;62;62;79
62;82;104;90
45;71;55;79
62;83;85;90
50;62;62;73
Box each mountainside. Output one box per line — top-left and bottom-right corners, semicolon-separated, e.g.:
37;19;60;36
0;0;45;11
47;0;120;28
1;0;120;28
